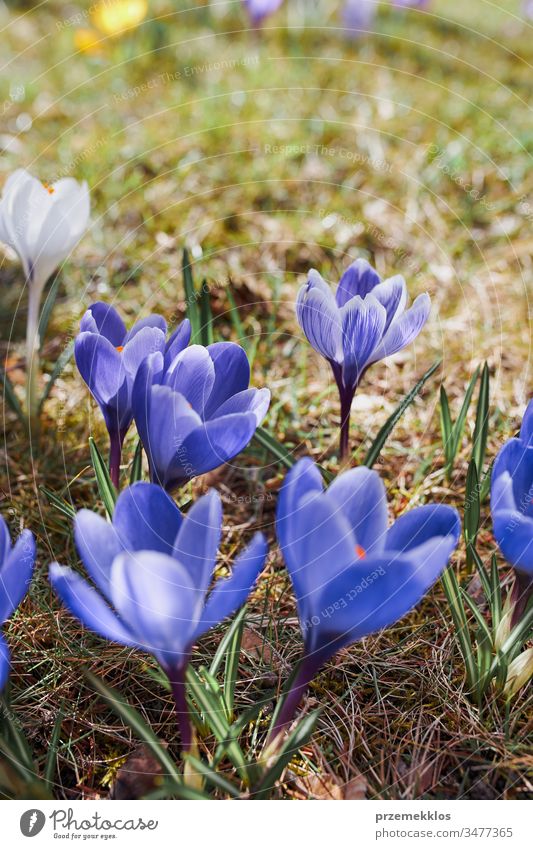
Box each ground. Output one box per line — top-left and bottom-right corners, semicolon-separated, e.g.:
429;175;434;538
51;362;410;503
0;0;532;799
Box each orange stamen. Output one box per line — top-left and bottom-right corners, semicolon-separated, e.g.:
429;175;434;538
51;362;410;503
116;345;124;352
355;544;366;559
42;181;55;194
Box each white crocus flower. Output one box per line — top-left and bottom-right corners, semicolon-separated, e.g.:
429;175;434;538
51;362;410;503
0;169;90;421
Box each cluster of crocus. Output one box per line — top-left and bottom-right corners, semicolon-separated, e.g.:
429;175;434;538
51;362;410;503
296;259;430;458
243;0;431;31
0;516;35;691
270;458;460;739
0;169;90;422
491;398;533;628
50;482;267;750
75;302;270;490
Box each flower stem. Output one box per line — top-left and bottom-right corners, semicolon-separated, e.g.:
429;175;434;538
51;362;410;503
339;390;352;461
510;570;533;629
168;664;193;754
267;659;315;746
109;431;123;490
25;286;41;429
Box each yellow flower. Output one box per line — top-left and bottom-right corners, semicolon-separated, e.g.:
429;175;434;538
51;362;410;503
92;0;148;38
74;27;102;55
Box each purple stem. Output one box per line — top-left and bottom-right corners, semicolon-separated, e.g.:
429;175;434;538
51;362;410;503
109;431;124;490
510;570;533;629
167;664;193;754
267;658;317;745
339;390;353;461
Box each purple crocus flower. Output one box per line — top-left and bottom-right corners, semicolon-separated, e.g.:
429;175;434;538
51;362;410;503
0;516;36;691
270;458;460;740
49;482;267;751
491;398;533;627
132;343;270;492
342;0;377;34
243;0;284;25
393;0;430;8
75;302;191;487
296;260;430;458
524;0;533;20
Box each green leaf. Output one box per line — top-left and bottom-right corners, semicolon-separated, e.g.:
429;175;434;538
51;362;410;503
253;426;295;471
439;386;453;466
223;611;245;721
83;669;182;782
89;437;117;517
472;362;490;476
440;566;477;691
464;460;480;567
183;754;241;798
209;606;247;678
253;709;320;799
0;364;26;425
44;704;64;789
39;339;74;411
226;287;247;345
129;439;143;485
490;553;503;630
38;274;62;350
183;248;200;343
364;359;441;468
199;280;214;347
40;486;76;519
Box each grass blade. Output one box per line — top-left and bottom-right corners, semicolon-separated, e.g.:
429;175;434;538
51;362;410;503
89;437;117;517
464;459;480;568
224;612;246;721
84;669;182;782
183;754;241;798
44;704;64;788
38;273;62;349
40;486;76;519
364;359;441;468
472;362;490;477
440;385;453;467
129;439;143;484
253;426;295;470
0;364;26;425
253;709;320;799
440;567;477;691
183;248;200;343
199;280;214;347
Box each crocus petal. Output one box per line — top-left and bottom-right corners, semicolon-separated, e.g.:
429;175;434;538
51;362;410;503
110;551;201;662
195;532;267;638
368;292;430;364
74;510;122;597
202;343;251;419
0;530;35;623
342;0;377;34
371;275;407;333
173;490;222;597
211;387;271;424
179;412;259;478
296;271;343;363
0;634;10;692
335;258;381;307
244;0;284;25
340;294;387;389
75;332;124;404
121;326;166;381
124;314;167;344
164;345;215;415
276;457;324;554
520;399;533;446
493;509;533;575
386;504;461;554
327;466;388;554
79;302;126;345
309;540;453;656
164;319;191;370
113;482;184;556
49;563;136;646
491;439;533;515
0;516;10;565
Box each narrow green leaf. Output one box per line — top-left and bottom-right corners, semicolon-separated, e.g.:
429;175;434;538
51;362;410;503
129;439;143;485
44;704;64;788
38;274;62;350
199;280;214;347
183;754;241;798
226;287;247;346
84;670;182;782
490;553;503;630
464;460;480;568
472;362;490;476
39;339;74;411
439;385;453;467
0;365;26;425
143;781;211;800
183;248;200;343
364;359;441;468
449;366;480;462
440;567;477;691
224;611;245;721
253;709;320;799
40;486;76;519
253;426;295;471
89;437;117;517
210;606;247;678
